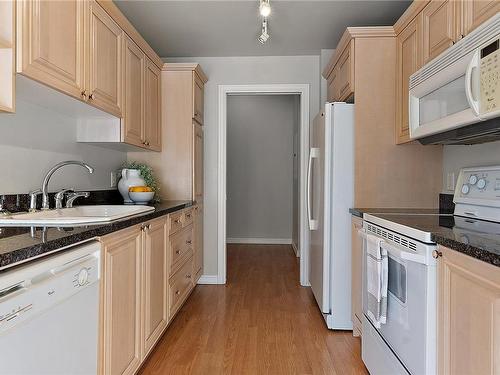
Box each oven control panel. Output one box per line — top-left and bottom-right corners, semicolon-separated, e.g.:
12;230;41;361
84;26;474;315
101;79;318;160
480;39;500;114
454;166;500;222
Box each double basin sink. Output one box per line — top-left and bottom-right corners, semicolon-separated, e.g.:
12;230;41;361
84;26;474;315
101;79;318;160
0;205;155;227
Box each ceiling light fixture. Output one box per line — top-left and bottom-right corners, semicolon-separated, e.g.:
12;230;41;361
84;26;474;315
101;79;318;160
258;18;269;44
259;0;271;17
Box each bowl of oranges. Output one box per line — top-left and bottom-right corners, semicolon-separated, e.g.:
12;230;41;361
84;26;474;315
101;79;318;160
128;186;155;204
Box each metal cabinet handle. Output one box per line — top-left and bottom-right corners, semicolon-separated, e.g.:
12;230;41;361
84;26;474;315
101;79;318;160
175;290;180;295
176;250;181;254
186;240;192;245
81;90;87;99
88;92;95;100
186;274;192;279
432;250;442;259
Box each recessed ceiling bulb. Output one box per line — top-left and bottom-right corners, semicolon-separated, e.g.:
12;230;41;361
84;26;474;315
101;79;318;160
259;0;271;17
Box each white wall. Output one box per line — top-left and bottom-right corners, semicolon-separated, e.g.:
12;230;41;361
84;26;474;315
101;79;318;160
163;55;320;276
0;99;126;194
292;95;300;254
442;141;500;193
226;94;298;242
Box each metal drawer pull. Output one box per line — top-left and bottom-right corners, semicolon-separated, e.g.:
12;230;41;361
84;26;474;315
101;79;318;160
186;274;192;279
174;219;181;224
175;250;180;255
186;240;192;245
175;290;180;295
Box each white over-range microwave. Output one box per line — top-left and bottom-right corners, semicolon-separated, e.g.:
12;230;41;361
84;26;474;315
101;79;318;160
409;13;500;144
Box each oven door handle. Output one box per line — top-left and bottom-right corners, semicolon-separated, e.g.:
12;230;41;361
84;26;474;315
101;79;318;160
381;241;427;265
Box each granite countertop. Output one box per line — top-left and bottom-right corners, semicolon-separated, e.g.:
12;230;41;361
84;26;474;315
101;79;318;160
0;200;192;271
355;210;500;268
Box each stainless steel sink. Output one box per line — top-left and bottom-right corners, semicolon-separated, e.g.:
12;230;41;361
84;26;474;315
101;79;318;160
0;205;155;226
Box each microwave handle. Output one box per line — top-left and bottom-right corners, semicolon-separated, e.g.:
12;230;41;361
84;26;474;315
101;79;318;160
465;50;480;116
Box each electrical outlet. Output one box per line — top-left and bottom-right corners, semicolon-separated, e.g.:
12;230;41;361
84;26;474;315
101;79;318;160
110;171;118;187
446;172;456;191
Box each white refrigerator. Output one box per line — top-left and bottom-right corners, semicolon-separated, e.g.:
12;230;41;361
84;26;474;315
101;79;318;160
308;102;354;330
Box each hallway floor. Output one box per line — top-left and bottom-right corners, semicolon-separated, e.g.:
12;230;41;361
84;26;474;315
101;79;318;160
139;244;368;374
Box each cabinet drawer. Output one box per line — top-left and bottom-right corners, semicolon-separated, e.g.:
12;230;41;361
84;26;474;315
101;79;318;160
183;209;194;227
169;211;183;234
168;256;194;317
169;225;193;273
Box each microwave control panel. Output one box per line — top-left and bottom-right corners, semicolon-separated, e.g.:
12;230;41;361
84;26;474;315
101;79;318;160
480;39;500;115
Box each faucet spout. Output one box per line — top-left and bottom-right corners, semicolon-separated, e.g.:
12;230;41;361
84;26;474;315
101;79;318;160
41;161;94;210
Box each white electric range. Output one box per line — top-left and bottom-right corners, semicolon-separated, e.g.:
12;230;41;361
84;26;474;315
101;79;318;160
359;165;500;375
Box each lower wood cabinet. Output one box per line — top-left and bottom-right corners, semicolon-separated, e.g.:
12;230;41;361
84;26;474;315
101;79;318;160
100;209;197;375
100;224;143;375
437;246;500;375
141;217;168;358
351;216;363;337
193;204;203;282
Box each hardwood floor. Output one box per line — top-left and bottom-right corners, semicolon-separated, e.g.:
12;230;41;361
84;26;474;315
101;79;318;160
139;244;368;375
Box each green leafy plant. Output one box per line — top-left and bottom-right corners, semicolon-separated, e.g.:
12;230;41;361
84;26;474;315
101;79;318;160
121;161;160;202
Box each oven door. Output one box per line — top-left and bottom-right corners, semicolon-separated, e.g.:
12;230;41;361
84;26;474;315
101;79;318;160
409;48;480;140
360;232;437;375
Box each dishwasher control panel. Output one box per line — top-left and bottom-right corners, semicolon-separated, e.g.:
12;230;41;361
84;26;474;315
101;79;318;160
0;245;100;333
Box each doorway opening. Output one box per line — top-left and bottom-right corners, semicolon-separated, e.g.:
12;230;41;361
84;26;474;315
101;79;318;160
217;84;310;286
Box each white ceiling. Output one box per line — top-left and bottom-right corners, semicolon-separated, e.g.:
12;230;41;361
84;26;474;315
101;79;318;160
115;0;411;57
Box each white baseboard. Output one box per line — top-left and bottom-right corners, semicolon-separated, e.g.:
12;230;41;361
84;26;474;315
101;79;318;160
197;275;219;284
292;242;300;257
226;237;292;245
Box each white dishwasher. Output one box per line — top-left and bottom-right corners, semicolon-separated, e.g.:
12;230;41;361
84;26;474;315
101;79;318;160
0;241;101;375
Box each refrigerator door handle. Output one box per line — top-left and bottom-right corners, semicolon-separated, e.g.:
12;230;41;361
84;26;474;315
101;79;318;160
307;148;319;230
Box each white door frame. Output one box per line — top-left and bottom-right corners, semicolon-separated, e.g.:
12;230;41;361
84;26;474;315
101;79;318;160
217;84;310;286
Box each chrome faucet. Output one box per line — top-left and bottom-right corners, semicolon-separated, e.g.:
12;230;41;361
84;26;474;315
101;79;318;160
41;161;94;210
65;191;90;208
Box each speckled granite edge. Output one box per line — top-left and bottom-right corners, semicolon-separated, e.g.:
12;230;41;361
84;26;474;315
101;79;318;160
432;234;500;268
0;201;192;271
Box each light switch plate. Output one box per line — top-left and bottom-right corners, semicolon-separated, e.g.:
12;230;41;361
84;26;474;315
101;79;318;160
446;172;456;191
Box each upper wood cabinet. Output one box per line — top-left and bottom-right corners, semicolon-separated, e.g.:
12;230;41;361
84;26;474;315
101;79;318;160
437;246;500;375
123;35;144;148
0;0;15;113
17;0;86;100
88;0;123;117
422;0;459;64
324;38;355;102
396;14;422;144
144;58;162;151
323;28;395;103
141;217;168;359
193;73;204;125
15;0;163;151
463;0;500;35
100;225;143;375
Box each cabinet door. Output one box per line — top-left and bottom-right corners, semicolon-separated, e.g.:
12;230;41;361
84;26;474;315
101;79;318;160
422;0;458;64
17;0;86;99
142;217;168;358
0;0;15;112
193;122;204;203
193;204;203;282
144;58;161;151
351;216;363;337
122;35;144;148
101;227;142;375
438;246;500;375
89;0;122;117
192;73;204;125
396;14;423;144
463;0;500;36
337;41;355;101
326;67;339;102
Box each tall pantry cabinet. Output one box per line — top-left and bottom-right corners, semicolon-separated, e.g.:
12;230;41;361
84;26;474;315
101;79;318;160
162;63;207;282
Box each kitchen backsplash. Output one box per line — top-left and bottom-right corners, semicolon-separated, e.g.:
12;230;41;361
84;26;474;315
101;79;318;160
0;99;126;194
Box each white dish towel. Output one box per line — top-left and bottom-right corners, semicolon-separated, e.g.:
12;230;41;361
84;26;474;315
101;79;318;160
366;233;388;329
